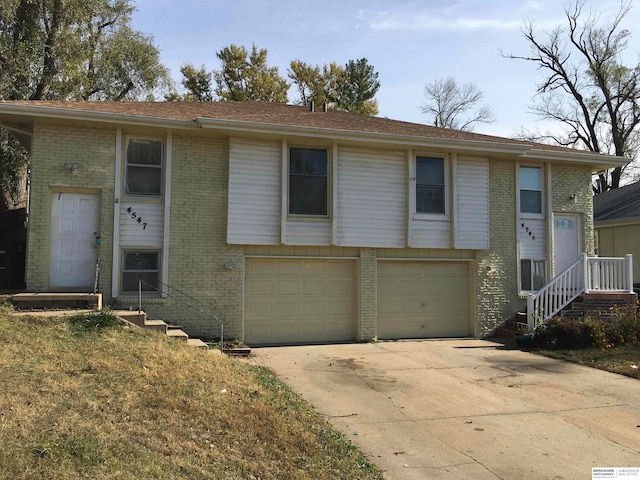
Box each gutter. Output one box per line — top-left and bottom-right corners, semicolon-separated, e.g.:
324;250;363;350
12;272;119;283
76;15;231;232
0;103;197;130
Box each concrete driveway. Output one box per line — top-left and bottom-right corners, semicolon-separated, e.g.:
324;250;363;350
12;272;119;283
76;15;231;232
249;339;640;480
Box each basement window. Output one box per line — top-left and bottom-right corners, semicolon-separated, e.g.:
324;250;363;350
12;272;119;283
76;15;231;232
125;138;163;196
122;250;160;293
520;259;545;291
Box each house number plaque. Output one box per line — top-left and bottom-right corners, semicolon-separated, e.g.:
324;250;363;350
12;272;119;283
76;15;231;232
126;206;148;230
520;222;536;241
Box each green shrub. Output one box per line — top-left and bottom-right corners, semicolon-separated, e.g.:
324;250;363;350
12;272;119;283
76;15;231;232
68;308;120;334
534;308;640;350
534;317;591;349
583;316;607;348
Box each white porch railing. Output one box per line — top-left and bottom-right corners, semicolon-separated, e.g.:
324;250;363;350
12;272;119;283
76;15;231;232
527;254;633;329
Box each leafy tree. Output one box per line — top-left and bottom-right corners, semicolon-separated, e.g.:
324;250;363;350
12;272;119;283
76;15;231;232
421;77;494;131
504;0;640;192
333;58;380;115
170;64;213;102
288;60;342;108
288;58;380;115
0;0;169;209
212;44;288;102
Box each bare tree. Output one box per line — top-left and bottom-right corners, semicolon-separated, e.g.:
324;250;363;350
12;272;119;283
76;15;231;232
504;0;640;192
421;78;494;131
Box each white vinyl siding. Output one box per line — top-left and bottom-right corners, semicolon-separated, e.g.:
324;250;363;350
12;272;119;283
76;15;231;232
336;147;405;247
454;157;489;249
411;221;451;248
228;138;281;245
519;218;546;259
119;203;163;247
285;219;331;245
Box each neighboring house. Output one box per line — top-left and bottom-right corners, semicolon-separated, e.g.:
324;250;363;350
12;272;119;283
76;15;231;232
0;101;626;344
594;181;640;284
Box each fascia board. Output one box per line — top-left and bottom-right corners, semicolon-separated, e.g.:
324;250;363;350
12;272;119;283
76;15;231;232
594;216;640;228
0;104;197;130
195;117;532;155
520;148;627;170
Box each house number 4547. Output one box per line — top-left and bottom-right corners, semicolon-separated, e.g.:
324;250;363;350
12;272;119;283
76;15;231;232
126;206;148;230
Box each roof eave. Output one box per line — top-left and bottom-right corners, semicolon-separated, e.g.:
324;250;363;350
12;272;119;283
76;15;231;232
520;148;627;170
195;117;532;155
0;103;198;130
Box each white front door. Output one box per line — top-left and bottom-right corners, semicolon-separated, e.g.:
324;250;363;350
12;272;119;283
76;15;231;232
50;192;99;289
553;214;581;275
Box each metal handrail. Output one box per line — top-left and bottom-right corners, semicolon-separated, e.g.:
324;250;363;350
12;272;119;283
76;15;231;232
137;278;227;344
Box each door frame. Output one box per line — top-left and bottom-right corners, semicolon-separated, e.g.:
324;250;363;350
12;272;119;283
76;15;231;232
48;188;101;290
552;213;582;277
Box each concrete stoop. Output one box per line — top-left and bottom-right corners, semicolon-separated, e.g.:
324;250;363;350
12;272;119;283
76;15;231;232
12;293;102;311
113;310;210;350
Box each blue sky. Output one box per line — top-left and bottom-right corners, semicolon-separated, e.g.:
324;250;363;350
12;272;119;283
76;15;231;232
131;0;639;138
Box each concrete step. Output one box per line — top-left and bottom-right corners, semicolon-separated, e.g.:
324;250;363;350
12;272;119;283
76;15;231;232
187;338;208;349
12;293;102;311
166;328;189;341
143;319;168;333
113;310;146;327
496;327;517;339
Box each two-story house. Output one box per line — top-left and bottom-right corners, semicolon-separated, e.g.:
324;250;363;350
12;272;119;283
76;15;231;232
0;101;625;344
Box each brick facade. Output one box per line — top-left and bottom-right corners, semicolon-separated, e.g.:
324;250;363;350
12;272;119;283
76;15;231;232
25;121;597;342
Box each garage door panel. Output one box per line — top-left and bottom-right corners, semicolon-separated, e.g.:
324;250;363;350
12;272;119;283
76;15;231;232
277;261;300;275
303;279;324;295
277;280;299;295
378;261;470;339
303;301;325;315
245;258;356;345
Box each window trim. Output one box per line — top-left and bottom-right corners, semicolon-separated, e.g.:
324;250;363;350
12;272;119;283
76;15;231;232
519;258;546;293
412;153;450;220
121;249;161;295
518;165;544;219
124;135;164;198
287;145;330;219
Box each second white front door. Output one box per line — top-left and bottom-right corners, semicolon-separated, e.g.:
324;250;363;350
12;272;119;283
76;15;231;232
553;214;581;275
50;192;99;289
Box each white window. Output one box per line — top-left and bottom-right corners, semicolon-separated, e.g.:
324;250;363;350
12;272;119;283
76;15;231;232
122;250;160;293
416;156;446;214
125;138;163;196
521;259;545;291
289;147;328;216
519;166;542;215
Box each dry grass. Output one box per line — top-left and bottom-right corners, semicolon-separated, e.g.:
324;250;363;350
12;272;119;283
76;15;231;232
536;344;640;379
0;306;382;480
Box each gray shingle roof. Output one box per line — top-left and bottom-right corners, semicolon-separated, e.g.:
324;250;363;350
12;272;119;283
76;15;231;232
594;181;640;222
0;100;606;154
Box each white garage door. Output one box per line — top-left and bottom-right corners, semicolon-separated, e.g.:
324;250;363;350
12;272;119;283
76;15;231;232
378;261;470;339
245;258;356;345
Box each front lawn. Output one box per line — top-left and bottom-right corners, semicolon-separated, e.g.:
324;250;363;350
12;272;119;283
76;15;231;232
0;305;382;480
536;344;640;379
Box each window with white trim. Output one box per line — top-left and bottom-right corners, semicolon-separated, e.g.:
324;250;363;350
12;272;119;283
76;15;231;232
520;259;545;291
519;166;542;214
125;138;163;196
416;156;446;214
289;147;328;216
122;250;160;293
